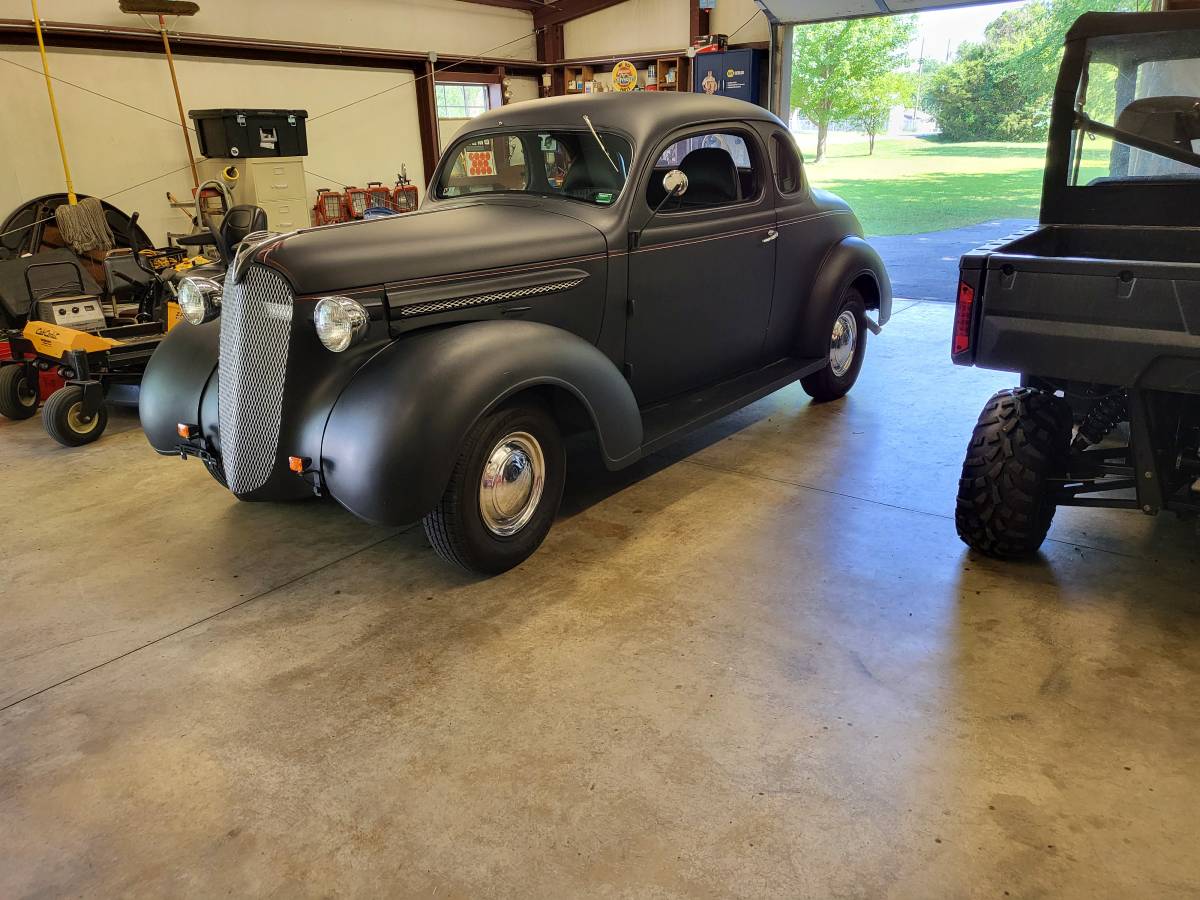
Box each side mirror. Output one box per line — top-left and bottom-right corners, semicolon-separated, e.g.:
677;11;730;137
663;169;688;197
636;168;690;247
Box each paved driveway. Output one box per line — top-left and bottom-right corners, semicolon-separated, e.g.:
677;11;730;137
870;218;1036;302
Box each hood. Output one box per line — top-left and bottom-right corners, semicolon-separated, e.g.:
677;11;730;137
255;199;608;295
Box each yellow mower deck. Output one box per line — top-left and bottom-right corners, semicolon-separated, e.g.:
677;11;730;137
21;301;181;360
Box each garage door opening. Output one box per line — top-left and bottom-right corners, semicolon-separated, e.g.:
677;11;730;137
785;0;1142;301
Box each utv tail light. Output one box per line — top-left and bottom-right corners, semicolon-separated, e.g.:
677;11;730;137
953;280;975;355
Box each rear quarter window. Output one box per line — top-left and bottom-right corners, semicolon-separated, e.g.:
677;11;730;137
771;132;803;195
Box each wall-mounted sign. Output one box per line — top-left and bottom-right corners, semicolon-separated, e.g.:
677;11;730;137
611;60;638;93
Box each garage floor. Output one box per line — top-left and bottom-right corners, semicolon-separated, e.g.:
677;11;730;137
2;302;1198;898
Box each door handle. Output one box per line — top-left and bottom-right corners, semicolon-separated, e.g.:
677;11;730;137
762;229;779;244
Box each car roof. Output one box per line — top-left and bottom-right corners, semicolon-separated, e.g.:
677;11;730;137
460;92;786;148
1066;9;1200;41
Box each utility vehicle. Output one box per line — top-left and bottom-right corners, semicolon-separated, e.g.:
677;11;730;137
953;11;1200;556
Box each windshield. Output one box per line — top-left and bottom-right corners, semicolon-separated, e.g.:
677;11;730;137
435;129;633;205
1070;29;1200;185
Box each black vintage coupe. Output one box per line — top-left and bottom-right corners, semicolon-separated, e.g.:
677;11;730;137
141;93;891;573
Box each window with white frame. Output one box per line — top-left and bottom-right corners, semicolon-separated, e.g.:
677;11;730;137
435;83;490;119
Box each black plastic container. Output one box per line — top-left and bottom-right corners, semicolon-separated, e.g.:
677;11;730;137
188;108;309;158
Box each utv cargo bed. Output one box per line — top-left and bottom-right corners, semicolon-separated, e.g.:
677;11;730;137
959;224;1200;391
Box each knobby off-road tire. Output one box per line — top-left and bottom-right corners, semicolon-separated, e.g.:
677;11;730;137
801;287;868;403
956;387;1073;558
423;402;566;575
42;385;108;447
0;364;38;420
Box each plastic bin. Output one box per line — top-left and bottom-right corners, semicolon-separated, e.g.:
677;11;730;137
189;108;309;158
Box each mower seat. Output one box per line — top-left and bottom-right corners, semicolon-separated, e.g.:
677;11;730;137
176;204;268;259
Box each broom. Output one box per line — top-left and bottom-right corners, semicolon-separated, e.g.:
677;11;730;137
118;0;202;191
30;0;114;254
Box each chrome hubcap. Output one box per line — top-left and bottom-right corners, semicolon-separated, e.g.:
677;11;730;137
479;431;545;537
829;310;858;378
66;401;97;434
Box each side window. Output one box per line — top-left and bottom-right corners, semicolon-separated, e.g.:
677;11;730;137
647;131;761;211
438;134;529;197
771;132;804;195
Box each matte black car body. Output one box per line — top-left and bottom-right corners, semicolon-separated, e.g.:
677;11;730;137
141;92;891;531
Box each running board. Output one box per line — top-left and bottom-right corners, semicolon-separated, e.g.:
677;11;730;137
639;356;826;457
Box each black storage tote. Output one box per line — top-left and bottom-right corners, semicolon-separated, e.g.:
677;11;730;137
188;108;309;158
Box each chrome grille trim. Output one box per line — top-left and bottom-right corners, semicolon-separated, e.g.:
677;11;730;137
218;265;294;495
397;278;584;318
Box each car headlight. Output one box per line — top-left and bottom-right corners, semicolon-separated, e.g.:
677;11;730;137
177;276;222;325
314;296;369;352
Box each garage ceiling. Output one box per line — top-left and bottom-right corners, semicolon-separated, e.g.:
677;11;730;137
758;0;1007;25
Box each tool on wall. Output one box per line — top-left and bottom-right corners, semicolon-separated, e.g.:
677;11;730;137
117;0;202;191
30;0;114;254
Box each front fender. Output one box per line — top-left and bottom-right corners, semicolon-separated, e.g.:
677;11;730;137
321;320;642;526
139;319;219;452
800;236;892;358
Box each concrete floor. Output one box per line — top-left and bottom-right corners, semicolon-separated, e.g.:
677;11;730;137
2;301;1198;898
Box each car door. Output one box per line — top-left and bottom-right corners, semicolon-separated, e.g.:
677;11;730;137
625;126;777;405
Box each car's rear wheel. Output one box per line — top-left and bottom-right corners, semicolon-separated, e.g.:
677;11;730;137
956;387;1073;558
801;286;867;402
42;385;108;447
423;401;566;575
0;364;38;420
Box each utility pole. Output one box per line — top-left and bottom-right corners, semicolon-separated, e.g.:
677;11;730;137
912;37;926;132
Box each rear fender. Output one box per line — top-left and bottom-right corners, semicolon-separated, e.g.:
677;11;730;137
321;319;642;526
800;237;892;358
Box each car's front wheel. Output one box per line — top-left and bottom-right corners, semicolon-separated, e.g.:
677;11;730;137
801;287;868;403
423;401;566;575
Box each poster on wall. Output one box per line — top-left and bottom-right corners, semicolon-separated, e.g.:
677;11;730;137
611;60;638;92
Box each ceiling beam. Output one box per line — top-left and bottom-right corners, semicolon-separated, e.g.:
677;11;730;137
452;0;542;11
0;18;543;75
533;0;631;28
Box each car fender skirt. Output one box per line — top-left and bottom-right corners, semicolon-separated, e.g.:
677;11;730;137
321;320;642;526
139;319;219;452
802;237;892;357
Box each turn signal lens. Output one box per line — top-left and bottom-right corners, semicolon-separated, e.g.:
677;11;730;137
953;280;975;356
177;422;197;439
288;456;308;473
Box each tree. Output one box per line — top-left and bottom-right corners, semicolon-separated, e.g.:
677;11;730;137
850;72;906;154
924;0;1136;142
791;16;915;162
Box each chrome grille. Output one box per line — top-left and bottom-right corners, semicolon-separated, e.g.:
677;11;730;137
218;265;293;494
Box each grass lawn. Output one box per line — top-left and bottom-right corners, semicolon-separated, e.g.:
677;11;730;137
793;134;1111;236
